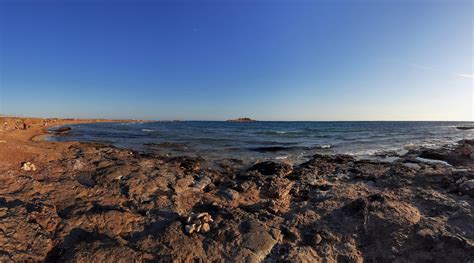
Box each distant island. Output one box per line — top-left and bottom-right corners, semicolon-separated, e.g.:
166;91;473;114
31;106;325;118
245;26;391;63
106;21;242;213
226;117;257;122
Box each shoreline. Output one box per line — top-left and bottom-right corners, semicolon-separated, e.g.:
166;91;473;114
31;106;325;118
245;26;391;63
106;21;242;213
0;117;473;261
0;117;139;171
46;121;474;166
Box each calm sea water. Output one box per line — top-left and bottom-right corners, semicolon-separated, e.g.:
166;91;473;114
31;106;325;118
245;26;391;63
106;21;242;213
50;121;474;163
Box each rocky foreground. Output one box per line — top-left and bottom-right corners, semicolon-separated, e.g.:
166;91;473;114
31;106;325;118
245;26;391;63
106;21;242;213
0;135;473;262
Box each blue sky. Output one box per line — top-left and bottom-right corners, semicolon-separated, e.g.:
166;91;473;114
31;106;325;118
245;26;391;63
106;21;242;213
1;0;472;120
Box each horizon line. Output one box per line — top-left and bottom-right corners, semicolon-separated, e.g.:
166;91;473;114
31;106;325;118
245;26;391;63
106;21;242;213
1;115;473;123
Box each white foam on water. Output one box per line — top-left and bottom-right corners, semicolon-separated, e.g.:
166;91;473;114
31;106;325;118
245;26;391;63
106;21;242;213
415;157;451;166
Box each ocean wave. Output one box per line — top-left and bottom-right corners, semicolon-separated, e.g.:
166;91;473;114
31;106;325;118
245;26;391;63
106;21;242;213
404;143;417;150
144;142;187;148
248;146;310;153
255;130;307;136
415;157;451;166
50;121;471;163
404;141;449;150
318;144;331;149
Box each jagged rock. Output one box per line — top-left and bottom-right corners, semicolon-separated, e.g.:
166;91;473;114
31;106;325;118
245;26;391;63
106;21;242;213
192;176;213;191
72;159;87;171
236;221;282;262
75;173;96;187
459;180;474;197
53;126;72;135
1;135;473;262
283;246;322;262
249;161;293;176
219;188;240;202
417;228;435;238
174;176;194;194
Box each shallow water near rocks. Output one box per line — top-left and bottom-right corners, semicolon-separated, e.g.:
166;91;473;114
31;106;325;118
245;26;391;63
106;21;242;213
50;121;474;163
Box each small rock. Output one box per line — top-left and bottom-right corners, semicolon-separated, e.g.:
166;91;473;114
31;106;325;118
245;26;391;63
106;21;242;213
54;126;72;135
417;228;434;238
219;188;240;201
197;213;213;223
459;180;474;197
0;208;7;217
183;212;213;235
185;224;195;234
201;223;210;233
314;234;322;245
192;177;213;191
75;173;96;188
196;212;208;218
174;176;194;194
72;159;86;171
21;162;36;171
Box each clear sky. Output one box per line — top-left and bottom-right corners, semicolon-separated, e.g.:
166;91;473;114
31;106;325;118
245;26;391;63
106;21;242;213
1;0;473;121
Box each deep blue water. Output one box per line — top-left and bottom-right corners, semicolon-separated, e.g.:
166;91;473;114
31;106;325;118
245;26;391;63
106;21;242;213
50;121;474;163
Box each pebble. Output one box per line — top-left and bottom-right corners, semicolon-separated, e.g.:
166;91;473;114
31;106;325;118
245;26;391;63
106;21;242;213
314;234;322;245
185;224;195;234
416;228;434;238
201;223;210;233
21;162;36;171
184;212;213;235
459;179;474;197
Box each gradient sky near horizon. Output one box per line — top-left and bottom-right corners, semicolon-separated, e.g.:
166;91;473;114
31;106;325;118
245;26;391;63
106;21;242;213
0;0;473;121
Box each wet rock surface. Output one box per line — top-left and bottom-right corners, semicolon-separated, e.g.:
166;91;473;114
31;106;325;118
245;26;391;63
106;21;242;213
0;140;473;262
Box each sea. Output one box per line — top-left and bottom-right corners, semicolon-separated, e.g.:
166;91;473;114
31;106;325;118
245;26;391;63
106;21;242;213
49;121;474;163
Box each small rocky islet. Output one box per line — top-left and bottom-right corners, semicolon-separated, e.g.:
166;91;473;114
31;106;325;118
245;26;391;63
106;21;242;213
226;117;257;122
0;138;473;262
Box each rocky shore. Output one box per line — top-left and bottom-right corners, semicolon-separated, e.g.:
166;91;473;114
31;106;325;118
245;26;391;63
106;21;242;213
0;119;473;262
